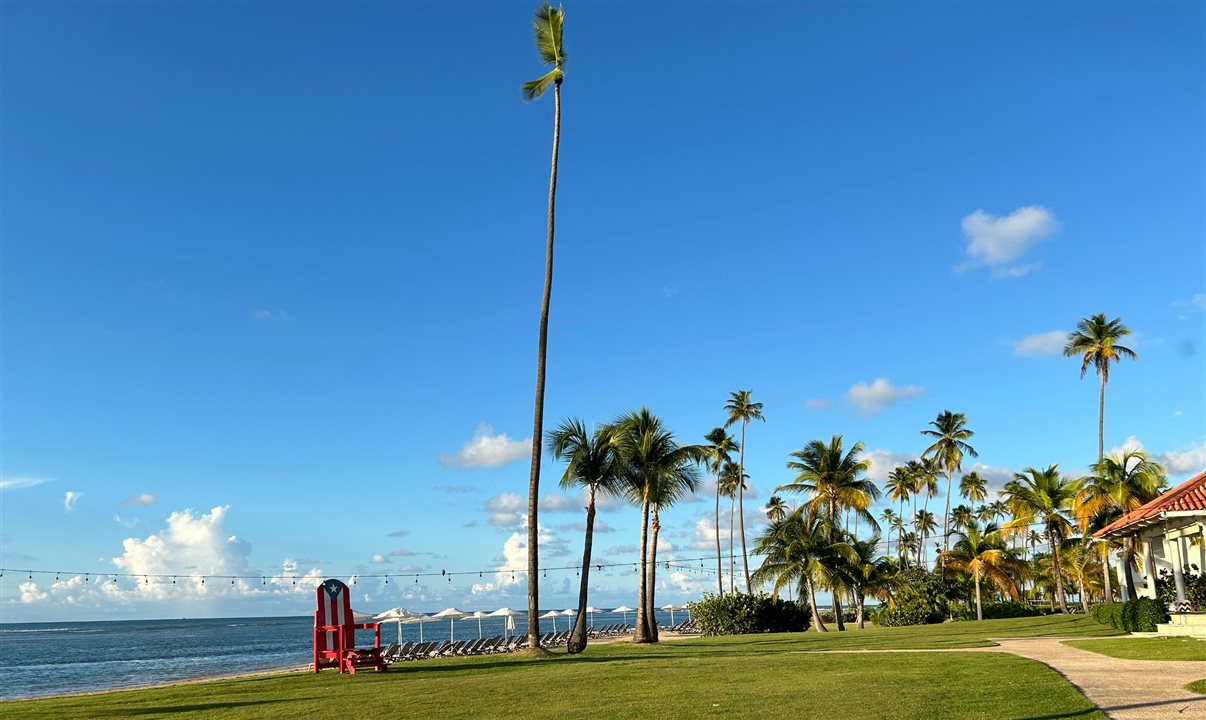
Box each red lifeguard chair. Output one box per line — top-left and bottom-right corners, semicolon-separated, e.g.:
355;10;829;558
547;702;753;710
313;578;386;674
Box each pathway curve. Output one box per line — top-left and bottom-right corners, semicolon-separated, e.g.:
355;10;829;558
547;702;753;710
793;636;1206;720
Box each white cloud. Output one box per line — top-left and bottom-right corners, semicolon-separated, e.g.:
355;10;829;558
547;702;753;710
540;494;578;513
64;491;81;512
960;462;1018;497
804;398;831;410
864;448;918;484
123;493;156;506
1156;440;1206;476
19;581;47;604
661;285;681;298
439;424;531;469
1013;330;1068;357
607;543;641;556
484;491;525;527
370;554;390;564
1172;293;1206;314
0;476;49;491
845;378;924;418
250;309;295;322
113;515;143;529
960;205;1059;278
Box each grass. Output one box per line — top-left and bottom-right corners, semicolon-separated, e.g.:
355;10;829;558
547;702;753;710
4;616;1116;720
1063;637;1206;661
1187;679;1206;696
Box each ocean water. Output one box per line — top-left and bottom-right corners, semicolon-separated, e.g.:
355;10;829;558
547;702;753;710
0;610;673;700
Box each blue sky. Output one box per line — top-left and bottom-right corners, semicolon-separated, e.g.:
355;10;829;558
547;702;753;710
1;1;1202;622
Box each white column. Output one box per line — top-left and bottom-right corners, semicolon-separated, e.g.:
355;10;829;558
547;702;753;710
1141;538;1158;599
1166;533;1187;605
1115;551;1131;601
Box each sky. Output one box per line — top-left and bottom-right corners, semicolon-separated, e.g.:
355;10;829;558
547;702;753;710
1;1;1203;623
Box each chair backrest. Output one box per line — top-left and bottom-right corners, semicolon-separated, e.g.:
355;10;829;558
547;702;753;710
314;579;355;655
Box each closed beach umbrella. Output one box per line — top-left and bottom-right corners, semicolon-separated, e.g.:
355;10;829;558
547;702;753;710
585;606;602;629
488;607;519;638
612;605;634;627
540;610;561;633
466;611;489;639
373;607;425;643
432;607;467;641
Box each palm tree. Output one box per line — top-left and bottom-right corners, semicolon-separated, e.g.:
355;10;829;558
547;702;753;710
1074;449;1167;599
520;2;567;652
908;458;941;529
752;507;849;632
913;510;937;568
547;419;621;654
899;531;920;566
719;460;748;594
724;390;764;594
950;505;974;532
921;411;978;568
939;522;1025;621
1063;314;1138;461
645;454;701;643
703;428;738;595
777;435;879;630
879;508;899;558
612;408;704;643
766;495;788;522
960;471;988;514
844;535;898;629
1002;465;1079;613
1060;538;1103;612
885;466;912;557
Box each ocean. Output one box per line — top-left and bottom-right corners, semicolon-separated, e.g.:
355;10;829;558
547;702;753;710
0;609;676;700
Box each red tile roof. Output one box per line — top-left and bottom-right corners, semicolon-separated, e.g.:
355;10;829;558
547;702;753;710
1094;469;1206;538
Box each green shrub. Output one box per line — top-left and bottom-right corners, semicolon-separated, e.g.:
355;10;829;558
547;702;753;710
874;604;933;627
1156;566;1206;609
983;602;1048;619
687;593;810;636
1091;598;1171;632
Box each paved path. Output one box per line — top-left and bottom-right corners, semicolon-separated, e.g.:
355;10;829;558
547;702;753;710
794;637;1206;720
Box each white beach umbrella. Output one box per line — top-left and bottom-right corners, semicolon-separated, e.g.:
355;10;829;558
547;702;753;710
611;605;634;626
400;614;433;642
540;609;562;633
585;606;602;629
432;607;467;641
488;607;519;637
660;603;684;626
466;610;489;639
373;607;425;643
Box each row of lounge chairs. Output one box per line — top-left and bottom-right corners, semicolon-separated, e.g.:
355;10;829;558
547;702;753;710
382;622;693;664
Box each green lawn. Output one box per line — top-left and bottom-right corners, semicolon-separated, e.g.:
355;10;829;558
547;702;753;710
1187;679;1206;695
4;616;1117;720
1064;637;1206;661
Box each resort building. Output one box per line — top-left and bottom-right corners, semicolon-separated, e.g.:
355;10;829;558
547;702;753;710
1095;468;1205;638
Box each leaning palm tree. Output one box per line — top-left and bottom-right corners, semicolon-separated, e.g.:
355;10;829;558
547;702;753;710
1074;449;1167;599
1001;465;1080;613
921;411;978;568
960;471;988;514
613;408;705;643
1063;313;1138;461
752;507;848;632
766;495;789;522
547;418;621;654
724;390;765;594
703;427;738;595
520;2;567;652
777;435;879;629
939;522;1025;621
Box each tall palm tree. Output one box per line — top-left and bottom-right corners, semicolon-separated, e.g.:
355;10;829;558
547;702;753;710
843;535;898;629
547;419;621;654
1063;314;1138;462
645;456;701;643
909;458;941;528
939;522;1025;621
921;411;978;569
1074;449;1167;599
766;495;789;522
899;531;920;568
520;2;567;652
885;466;912;556
1002;466;1080;613
752;507;848;632
960;471;988;514
719;461;747;593
879;507;899;558
913;510;937;568
950;505;974;532
703;427;738;596
613;408;705;643
724;390;764;594
777;435;879;629
1060;538;1103;612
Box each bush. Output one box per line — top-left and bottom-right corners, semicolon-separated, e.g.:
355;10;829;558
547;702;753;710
874;604;933;627
1091;598;1171;632
871;567;959;626
687;593;810;636
814;607;857;624
1156;566;1206;609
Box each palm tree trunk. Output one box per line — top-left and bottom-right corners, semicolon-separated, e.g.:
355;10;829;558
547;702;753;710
1049;530;1069;613
729;495;735;593
567;485;596;654
1098;543;1113;602
633;498;653;643
807;576;827;632
646;505;662;642
1097;374;1105;463
738;421;751;594
899;497;906;562
833;591;845;632
1078;578;1090;613
941;472;952;575
855;589;866;629
715;476;723;596
974;575;983;621
524;80;562;652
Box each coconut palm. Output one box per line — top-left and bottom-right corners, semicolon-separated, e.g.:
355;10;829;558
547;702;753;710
908;458;941;526
1074;449;1167;599
921;411;978;567
899;531;920;566
939;522;1025;621
885;466;912;555
913;510;938;568
547;419;622;653
612;409;705;642
752;508;846;632
766;495;789;523
1060;538;1104;612
843;535;898;629
521;2;567;651
1063;314;1138;461
719;460;747;594
724;390;765;594
950;505;974;532
645;454;702;643
778;435;879;628
960;471;988;513
1002;466;1080;613
703;427;738;595
879;508;900;558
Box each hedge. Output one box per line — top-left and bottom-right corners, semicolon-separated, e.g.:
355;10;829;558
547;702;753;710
1091;598;1171;632
687;593;810;636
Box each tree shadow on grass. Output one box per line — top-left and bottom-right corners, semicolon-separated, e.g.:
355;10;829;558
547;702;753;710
106;698;318;717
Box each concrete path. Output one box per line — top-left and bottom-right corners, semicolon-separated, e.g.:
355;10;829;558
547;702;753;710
793;637;1206;719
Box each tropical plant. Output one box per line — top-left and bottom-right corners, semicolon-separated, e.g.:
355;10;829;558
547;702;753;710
687;592;810;636
547;418;621;653
921;411;978;568
1002;466;1080;613
950;505;974;532
751;507;849;632
960;471;988;512
612;408;704;643
885;466;912;557
1059;537;1103;612
719;460;747;595
899;531;920;567
913;510;938;568
938;522;1025;621
1063;313;1137;461
724;390;765;593
843;536;899;628
777;435;879;630
703;427;738;596
766;495;789;523
521;1;567;651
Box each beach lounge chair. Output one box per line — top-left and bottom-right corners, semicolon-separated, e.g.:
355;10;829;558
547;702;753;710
312;579;386;674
